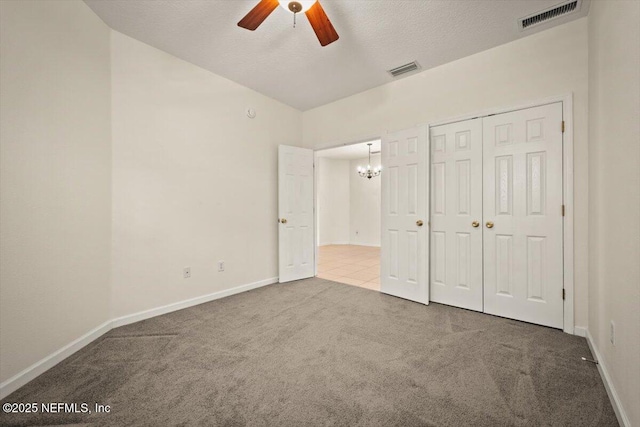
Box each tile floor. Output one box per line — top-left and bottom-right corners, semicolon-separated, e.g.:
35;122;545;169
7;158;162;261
317;244;380;291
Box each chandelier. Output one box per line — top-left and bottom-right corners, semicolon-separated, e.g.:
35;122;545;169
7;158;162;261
357;143;381;179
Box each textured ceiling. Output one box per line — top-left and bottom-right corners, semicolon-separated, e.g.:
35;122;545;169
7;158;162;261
85;0;590;111
316;139;381;160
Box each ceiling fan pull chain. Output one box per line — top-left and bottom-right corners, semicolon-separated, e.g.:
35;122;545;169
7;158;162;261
293;11;296;28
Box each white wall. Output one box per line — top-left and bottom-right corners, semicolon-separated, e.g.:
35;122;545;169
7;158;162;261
0;0;112;383
110;31;302;319
349;155;381;247
317;155;381;247
303;18;590;329
588;1;640;425
317;157;350;245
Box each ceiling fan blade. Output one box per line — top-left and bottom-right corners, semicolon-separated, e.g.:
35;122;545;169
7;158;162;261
305;1;339;47
238;0;279;31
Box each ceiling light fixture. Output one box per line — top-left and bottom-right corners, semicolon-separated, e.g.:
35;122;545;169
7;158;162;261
279;1;317;27
279;0;317;14
357;143;381;180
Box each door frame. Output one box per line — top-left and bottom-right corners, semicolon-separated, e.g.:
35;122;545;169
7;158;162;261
425;94;575;334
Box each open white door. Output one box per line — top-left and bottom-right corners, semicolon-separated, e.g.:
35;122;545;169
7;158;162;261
278;145;315;283
380;126;429;304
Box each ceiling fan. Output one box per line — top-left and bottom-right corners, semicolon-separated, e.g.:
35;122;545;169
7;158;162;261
238;0;339;47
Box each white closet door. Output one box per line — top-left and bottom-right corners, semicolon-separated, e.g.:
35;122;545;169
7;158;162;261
381;126;429;304
278;145;315;283
430;119;484;311
482;103;564;328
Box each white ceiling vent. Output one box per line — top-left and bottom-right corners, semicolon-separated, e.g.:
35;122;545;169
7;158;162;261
388;61;420;78
519;0;581;31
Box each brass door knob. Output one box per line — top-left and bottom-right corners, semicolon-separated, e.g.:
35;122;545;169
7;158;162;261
280;218;287;224
472;221;480;228
486;221;494;229
416;220;424;227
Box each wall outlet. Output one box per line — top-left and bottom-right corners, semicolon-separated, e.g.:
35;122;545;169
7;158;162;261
183;267;191;279
610;320;615;346
218;261;225;272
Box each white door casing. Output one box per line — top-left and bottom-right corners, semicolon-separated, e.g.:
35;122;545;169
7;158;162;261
430;118;484;311
278;145;315;283
381;126;429;304
482;103;564;328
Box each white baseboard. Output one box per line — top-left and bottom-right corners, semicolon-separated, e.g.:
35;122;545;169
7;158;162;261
111;277;278;328
584;329;631;427
0;277;278;400
319;241;350;246
349;242;381;248
0;320;112;400
573;326;588;337
320;242;381;248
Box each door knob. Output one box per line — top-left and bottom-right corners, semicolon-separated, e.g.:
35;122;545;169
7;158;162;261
280;218;287;224
486;221;494;229
416;220;424;227
472;221;480;228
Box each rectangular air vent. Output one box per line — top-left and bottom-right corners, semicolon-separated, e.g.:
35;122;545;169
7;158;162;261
519;0;580;31
388;61;420;78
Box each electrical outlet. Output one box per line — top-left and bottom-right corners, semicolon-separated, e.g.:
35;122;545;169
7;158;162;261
218;261;225;272
610;321;615;346
183;267;191;279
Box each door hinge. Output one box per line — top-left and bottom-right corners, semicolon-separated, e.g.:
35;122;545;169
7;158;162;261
562;289;566;300
561;121;565;133
562;205;565;216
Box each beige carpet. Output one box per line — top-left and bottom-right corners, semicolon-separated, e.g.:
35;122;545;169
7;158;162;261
1;278;618;426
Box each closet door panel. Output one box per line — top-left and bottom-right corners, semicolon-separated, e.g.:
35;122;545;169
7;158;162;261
482;103;564;329
430;119;483;311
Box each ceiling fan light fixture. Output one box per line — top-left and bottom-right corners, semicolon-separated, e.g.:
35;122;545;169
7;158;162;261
238;0;338;47
279;0;317;13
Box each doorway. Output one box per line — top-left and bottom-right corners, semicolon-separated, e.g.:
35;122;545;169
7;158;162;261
314;140;382;291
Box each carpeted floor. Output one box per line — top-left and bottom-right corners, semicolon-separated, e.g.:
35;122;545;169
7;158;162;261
1;278;618;426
